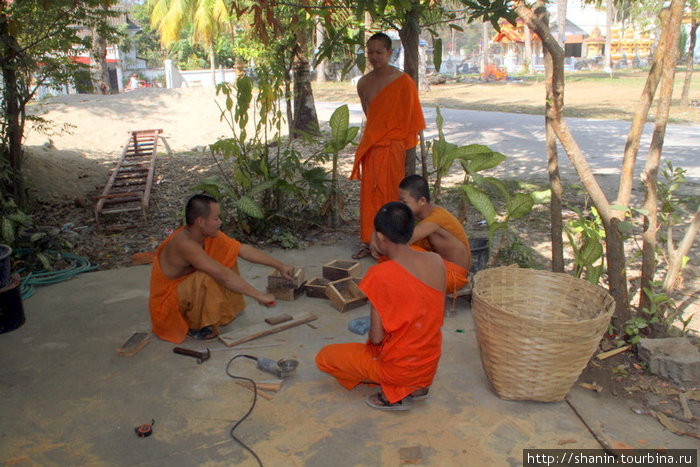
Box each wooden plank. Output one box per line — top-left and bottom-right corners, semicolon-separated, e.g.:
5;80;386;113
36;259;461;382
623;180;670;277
218;312;317;347
265;314;293;325
595;345;631;360
117;332;150;356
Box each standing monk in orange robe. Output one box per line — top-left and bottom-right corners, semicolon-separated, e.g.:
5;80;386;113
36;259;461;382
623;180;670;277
316;202;446;410
350;32;425;259
149;194;295;343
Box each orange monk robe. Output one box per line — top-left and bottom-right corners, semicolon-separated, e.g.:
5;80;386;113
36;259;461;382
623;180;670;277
149;227;243;343
351;74;426;243
413;206;471;292
316;260;445;403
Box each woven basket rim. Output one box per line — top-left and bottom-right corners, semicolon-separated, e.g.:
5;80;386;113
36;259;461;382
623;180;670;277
472;266;615;325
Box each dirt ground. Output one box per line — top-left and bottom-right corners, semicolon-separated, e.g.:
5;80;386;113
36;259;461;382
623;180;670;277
18;79;700;443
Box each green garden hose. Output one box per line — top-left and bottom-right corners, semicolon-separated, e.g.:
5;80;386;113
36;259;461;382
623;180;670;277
15;250;98;300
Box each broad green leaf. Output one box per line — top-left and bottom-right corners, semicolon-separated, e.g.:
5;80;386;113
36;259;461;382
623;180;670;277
247;178;278;197
506;193;534;220
237;196;264;219
531;189;551;204
36;252;52;271
580;238;604;266
330;105;349;148
610;204;628;211
462;185;496;225
30;232;47;243
345;126;359;144
1;218;14;244
617;220;635;234
432;37;442;73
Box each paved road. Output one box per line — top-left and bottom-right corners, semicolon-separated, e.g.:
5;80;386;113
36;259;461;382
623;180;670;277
316;102;700;193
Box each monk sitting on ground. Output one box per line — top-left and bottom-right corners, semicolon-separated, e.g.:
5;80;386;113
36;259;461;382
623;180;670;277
396;174;471;295
316;202;446;411
350;32;425;259
149;194;295;343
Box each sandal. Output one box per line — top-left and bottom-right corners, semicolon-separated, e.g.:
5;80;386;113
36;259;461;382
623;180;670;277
187;326;218;341
352;246;372;259
408;387;430;401
365;392;411;411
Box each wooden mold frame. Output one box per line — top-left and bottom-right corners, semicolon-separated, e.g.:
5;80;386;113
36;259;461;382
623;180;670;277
325;277;367;312
266;268;305;301
305;277;330;299
322;260;362;282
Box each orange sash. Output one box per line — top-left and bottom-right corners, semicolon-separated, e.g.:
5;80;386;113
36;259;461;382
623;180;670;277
148;227;241;343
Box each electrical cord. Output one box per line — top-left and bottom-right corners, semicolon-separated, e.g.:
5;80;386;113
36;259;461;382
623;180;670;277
226;354;264;467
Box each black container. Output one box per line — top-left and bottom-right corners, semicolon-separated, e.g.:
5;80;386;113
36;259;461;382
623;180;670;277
0;274;24;334
470;238;489;274
0;244;12;289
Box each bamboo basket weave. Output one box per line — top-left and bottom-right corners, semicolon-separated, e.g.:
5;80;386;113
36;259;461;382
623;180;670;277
472;266;615;402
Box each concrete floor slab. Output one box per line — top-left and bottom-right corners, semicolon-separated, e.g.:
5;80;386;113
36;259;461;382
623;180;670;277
0;240;691;466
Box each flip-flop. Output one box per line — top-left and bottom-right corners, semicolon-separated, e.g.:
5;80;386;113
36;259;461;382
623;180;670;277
365;392;411;411
408;388;430;401
352;246;371;259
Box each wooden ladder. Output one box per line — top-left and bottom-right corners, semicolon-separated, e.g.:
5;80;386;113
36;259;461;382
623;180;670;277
94;129;163;226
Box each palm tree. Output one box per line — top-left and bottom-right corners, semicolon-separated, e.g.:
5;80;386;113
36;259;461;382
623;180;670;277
149;0;230;84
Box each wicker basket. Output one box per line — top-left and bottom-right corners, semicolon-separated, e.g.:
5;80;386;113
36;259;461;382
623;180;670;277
472;266;615;402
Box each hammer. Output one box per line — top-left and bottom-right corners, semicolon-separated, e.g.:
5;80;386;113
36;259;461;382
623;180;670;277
173;347;211;364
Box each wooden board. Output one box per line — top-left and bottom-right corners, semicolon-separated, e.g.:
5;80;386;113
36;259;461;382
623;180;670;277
117;332;150;357
399;446;423;464
218;312;317;347
265;314;293;325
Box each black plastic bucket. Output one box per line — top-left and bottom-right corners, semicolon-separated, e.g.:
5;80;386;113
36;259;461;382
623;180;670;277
0;274;24;334
470;238;489;274
0;244;11;289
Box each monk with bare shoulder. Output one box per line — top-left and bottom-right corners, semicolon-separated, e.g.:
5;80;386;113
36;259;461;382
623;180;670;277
350;32;425;259
149;194;295;343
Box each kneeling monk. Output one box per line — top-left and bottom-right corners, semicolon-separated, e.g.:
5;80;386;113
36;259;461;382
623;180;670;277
398;174;471;294
149;194;295;343
316;202;446;410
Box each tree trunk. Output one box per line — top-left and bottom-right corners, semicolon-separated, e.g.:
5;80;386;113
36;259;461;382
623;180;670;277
209;40;217;86
557;0;567;48
638;0;686;315
680;19;697;108
516;1;631;325
481;21;490;72
605;0;613;72
663;207;700;291
292;44;320;137
91;32;110;94
524;24;534;73
615;7;670;211
399;7;420;176
315;17;326;83
541;6;565;273
0;11;26;204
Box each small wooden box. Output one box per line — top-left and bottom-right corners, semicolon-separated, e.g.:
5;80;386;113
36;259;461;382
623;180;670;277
267;285;305;301
322;260;362;282
305;277;330;299
325;277;368;312
267;268;305;289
